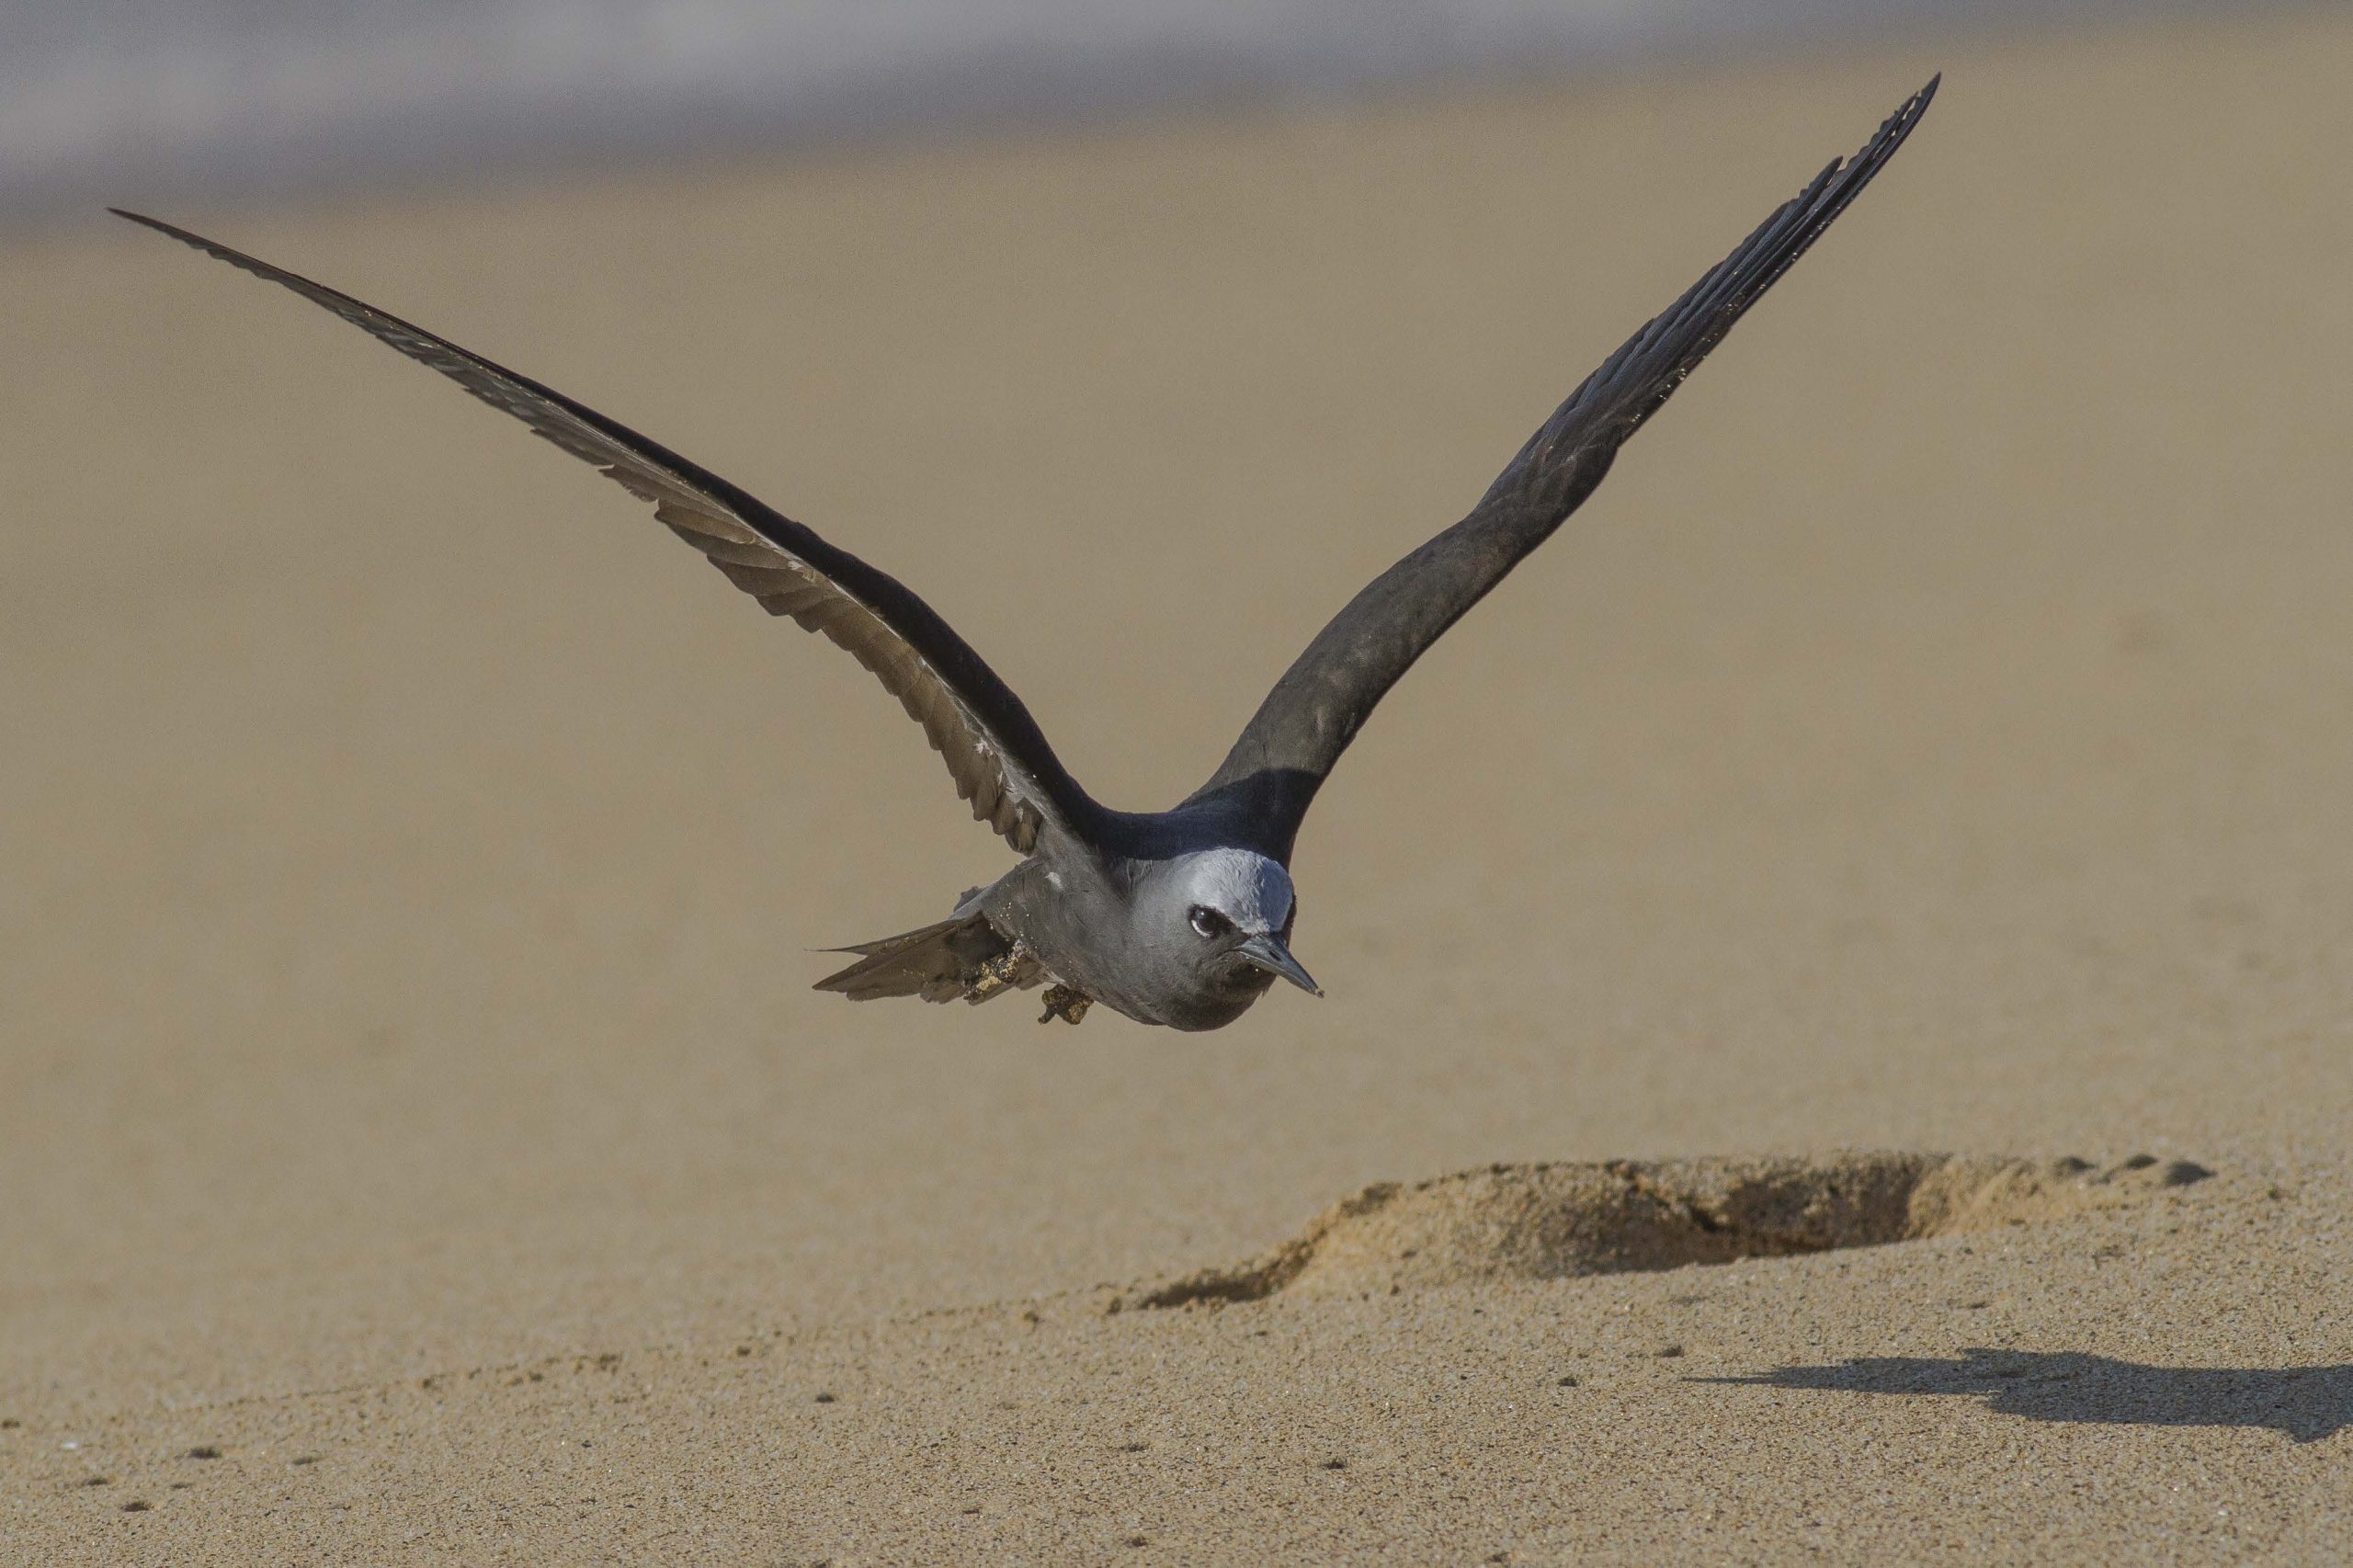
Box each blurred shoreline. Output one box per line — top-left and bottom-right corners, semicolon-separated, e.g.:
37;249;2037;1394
9;0;2261;224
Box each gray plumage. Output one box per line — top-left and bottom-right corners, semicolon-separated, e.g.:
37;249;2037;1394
114;77;1934;1032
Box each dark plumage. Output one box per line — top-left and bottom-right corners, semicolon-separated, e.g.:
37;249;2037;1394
115;77;1935;1029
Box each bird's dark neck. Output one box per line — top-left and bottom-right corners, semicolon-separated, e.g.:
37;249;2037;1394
1078;785;1302;868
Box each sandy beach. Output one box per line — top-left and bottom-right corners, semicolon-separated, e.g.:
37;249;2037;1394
4;8;2351;1561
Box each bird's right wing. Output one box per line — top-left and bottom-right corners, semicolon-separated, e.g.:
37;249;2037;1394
1189;79;1937;859
115;210;1102;855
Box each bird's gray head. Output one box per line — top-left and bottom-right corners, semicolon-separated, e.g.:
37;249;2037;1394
1133;848;1319;1028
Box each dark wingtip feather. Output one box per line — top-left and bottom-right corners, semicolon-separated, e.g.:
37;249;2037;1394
111;208;190;242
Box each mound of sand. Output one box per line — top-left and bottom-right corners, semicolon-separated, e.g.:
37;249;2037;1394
1121;1153;2211;1307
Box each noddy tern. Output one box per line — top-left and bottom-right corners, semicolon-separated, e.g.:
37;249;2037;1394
116;77;1934;1031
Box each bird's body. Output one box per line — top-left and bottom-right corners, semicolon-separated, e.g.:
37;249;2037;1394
117;79;1935;1031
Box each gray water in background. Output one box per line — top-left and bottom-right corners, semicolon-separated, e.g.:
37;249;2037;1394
5;0;2226;220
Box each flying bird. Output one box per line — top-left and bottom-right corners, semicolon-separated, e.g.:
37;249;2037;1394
116;78;1934;1031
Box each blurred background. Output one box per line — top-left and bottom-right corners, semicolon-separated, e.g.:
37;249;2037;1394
6;0;2350;1443
4;0;2250;220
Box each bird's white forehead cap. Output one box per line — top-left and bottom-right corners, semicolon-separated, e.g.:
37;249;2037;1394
1172;848;1294;933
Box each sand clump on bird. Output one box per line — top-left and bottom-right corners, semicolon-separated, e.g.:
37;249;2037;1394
114;79;1936;1031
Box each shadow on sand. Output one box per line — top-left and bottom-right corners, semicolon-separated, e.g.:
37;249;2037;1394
1704;1349;2353;1443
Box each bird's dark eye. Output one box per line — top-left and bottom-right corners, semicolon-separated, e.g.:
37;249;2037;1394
1188;905;1233;940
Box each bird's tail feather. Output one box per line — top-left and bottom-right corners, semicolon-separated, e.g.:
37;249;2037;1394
813;914;1021;1004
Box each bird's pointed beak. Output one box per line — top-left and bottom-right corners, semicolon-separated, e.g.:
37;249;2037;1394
1235;933;1322;997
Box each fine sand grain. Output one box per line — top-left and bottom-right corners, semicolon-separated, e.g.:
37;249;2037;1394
5;9;2352;1562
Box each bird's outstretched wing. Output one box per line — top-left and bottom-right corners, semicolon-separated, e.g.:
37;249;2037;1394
114;210;1101;855
1188;79;1938;861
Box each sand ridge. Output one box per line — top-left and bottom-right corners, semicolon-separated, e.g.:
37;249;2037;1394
1120;1152;2214;1308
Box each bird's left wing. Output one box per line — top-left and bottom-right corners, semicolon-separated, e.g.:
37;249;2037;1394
1187;79;1937;860
114;210;1102;855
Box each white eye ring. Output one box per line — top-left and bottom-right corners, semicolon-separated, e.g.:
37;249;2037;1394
1188;905;1232;940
